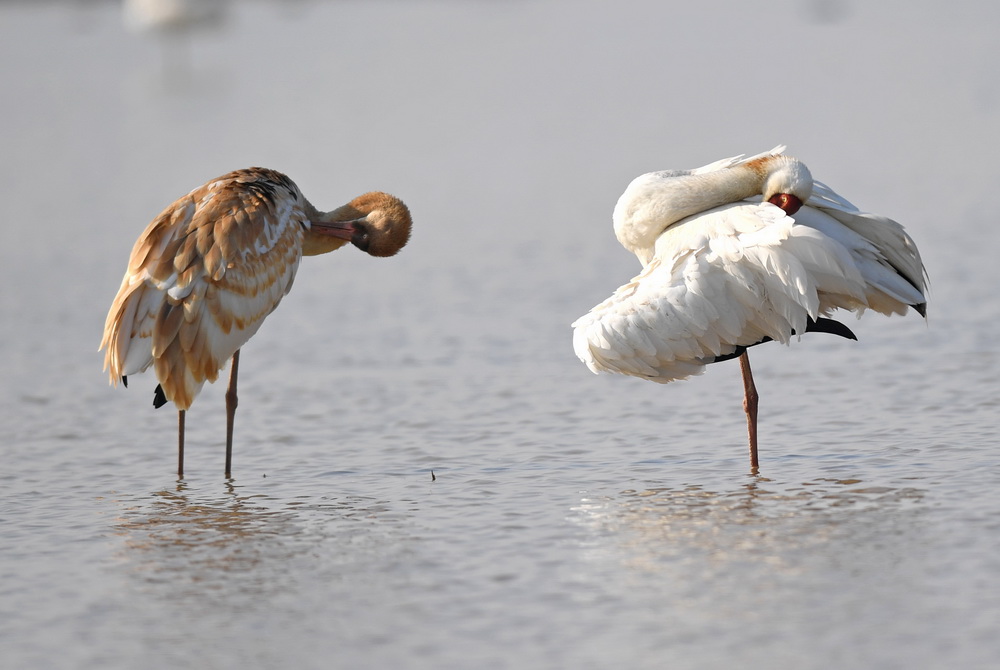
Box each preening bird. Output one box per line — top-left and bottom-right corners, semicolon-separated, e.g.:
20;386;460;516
100;168;412;477
572;146;927;470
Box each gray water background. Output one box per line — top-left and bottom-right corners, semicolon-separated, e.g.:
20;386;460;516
1;1;999;668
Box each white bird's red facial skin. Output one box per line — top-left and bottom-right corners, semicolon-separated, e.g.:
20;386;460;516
768;193;803;215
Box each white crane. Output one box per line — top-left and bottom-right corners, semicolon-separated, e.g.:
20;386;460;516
572;146;927;470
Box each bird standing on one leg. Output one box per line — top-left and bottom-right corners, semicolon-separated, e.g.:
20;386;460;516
100;168;412;477
572;146;927;471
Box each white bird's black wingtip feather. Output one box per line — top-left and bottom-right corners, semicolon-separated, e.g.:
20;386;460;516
711;317;858;364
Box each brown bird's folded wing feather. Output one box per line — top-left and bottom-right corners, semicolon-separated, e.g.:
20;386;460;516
100;169;306;409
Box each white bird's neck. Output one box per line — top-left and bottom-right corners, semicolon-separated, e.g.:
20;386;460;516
612;154;812;263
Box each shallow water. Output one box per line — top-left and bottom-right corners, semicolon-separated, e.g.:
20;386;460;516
2;1;999;668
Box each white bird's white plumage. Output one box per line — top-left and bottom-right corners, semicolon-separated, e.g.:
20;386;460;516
572;146;927;384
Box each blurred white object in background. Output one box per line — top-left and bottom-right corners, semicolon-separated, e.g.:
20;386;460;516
123;0;228;34
122;0;229;82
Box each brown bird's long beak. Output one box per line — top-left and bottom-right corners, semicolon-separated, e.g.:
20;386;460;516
309;219;357;241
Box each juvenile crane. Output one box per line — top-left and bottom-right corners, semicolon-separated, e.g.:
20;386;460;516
572;146;927;471
100;168;411;477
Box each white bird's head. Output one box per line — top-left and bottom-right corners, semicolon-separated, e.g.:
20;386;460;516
759;155;813;215
306;192;412;257
611;149;816;265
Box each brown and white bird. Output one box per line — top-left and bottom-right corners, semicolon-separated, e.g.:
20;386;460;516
100;168;411;477
572;146;927;471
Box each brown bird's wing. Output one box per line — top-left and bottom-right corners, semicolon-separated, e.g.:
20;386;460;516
100;169;307;409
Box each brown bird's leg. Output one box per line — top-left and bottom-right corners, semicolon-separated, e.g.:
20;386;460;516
224;349;240;477
739;351;760;473
178;409;186;478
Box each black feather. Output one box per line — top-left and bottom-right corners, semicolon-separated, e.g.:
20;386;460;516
712;317;858;364
153;384;167;409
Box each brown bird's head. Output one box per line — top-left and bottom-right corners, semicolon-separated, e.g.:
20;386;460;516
306;192;412;257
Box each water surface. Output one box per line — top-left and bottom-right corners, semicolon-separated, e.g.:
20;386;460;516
1;1;998;668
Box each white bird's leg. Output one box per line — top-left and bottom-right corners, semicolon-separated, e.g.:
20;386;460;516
739;352;760;472
224;349;240;477
178;409;186;478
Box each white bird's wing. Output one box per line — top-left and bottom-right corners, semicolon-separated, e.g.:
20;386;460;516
802;182;928;315
572;202;870;383
100;170;305;409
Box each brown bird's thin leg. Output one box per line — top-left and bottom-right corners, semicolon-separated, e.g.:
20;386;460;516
178;409;186;478
224;349;240;477
739;351;760;473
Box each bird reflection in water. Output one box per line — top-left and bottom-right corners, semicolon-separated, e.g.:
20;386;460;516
572;478;925;577
111;483;402;597
111;482;304;598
